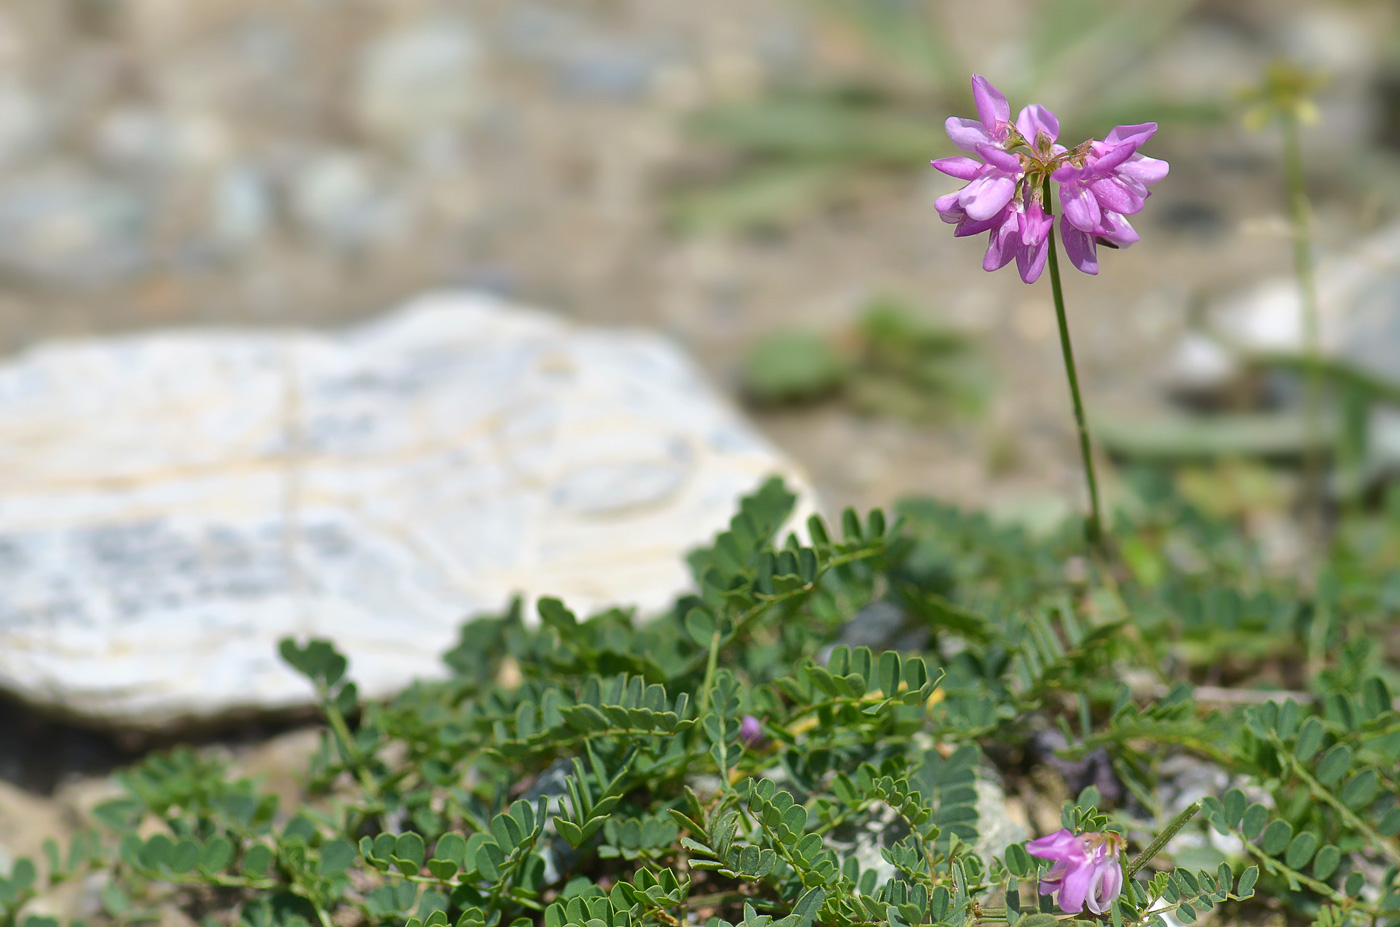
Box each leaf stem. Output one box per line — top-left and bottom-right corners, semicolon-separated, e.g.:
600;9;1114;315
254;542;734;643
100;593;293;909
1276;738;1400;868
1280;110;1324;532
322;690;382;805
1044;180;1105;549
698;629;722;721
1126;800;1199;878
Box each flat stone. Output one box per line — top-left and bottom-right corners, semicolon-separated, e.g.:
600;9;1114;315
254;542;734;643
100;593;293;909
0;292;813;729
1170;221;1400;394
1165;222;1400;483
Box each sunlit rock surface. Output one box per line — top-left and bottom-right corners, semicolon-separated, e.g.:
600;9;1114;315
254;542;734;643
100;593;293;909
0;292;813;728
1171;221;1400;394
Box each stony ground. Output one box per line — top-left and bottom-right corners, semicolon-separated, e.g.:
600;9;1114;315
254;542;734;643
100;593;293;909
0;0;1398;883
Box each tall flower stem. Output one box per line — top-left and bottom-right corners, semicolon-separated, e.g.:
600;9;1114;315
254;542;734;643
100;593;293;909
1044;182;1105;548
1280;111;1324;530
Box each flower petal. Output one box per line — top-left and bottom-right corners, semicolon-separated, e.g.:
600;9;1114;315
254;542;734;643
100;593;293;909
945;116;993;152
959;174;1016;220
955;208;1009;236
1084;867;1109;915
1027;830;1083;860
1056;858;1096;914
983;215;1017;271
1089;140;1137;173
1087;859;1123;915
1104;122;1158;149
976;143;1022;174
935;191;966;223
1015;202;1053;283
1117;153;1169;186
971;74;1011;132
1098;211;1140;247
931;156;985;180
1016;103;1061;144
1016;233;1049;283
1060;183;1101;231
1019;200;1053;246
1061;224;1099;274
1088;176;1145;214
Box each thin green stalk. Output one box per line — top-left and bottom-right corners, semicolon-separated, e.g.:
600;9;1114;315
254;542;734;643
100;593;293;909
1281;111;1324;529
322;691;382;807
1126;801;1200;878
1044;181;1106;548
697;628;722;720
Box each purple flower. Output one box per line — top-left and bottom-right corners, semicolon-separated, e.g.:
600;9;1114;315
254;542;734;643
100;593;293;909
932;142;1021;222
738;715;764;749
1016;104;1061;151
933;193;1054;284
1026;829;1125;916
931;76;1167;281
1051;123;1169;275
944;74;1015;152
1016;200;1054;283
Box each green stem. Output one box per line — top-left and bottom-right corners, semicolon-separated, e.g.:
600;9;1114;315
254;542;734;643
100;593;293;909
677;545;886;677
1277;739;1400;868
1281;112;1324;530
697;629;722;721
322;689;382;806
1126;800;1200;878
1044;181;1106;548
1240;840;1345;903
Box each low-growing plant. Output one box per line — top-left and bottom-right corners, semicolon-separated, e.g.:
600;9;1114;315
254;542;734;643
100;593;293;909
3;475;1398;927
740;296;988;420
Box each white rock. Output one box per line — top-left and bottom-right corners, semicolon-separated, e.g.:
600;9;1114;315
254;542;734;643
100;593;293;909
0;293;813;729
1169;221;1400;392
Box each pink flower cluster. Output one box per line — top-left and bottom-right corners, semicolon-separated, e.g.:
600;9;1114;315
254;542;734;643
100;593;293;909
932;75;1168;283
1026;828;1125;916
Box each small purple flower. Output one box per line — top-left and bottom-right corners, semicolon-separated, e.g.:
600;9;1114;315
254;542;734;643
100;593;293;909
1026;828;1124;916
738;714;764;749
1016;200;1054;283
1051;123;1169;275
944;74;1015;152
932;143;1021;222
931;76;1167;282
1016;104;1062;151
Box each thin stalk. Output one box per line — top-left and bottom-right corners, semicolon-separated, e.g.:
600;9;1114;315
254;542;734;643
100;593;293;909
322;690;382;809
1281;111;1324;531
1044;180;1106;548
697;628;722;720
1126;801;1200;878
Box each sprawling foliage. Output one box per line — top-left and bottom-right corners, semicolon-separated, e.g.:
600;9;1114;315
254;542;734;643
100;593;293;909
4;475;1399;927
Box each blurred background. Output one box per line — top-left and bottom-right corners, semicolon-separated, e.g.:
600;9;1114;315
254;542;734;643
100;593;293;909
0;0;1398;522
